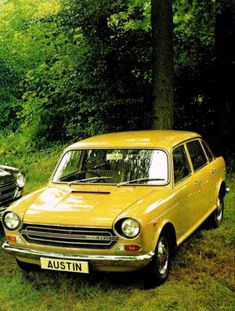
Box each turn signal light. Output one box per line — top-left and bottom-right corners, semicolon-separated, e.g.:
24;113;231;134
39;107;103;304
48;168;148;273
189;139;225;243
6;235;17;243
124;245;141;252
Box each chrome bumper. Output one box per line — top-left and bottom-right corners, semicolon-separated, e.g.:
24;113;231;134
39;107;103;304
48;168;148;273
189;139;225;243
2;241;154;269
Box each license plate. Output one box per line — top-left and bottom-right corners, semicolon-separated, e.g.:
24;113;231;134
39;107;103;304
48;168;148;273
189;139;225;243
40;257;89;274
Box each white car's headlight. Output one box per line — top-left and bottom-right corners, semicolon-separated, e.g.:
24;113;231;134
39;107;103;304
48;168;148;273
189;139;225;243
115;218;141;238
16;172;25;188
2;212;22;230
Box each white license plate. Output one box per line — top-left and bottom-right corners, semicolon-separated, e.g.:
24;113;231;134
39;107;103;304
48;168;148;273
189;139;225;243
40;257;89;274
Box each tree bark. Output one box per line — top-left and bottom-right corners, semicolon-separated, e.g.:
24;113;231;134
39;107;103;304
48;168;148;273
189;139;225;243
151;0;174;129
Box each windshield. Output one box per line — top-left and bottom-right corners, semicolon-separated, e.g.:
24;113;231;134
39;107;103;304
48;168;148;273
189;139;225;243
52;149;168;185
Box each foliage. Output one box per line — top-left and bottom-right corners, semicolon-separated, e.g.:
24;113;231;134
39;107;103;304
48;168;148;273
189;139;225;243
0;0;233;164
0;59;21;131
173;0;217;135
0;0;62;137
18;0;153;144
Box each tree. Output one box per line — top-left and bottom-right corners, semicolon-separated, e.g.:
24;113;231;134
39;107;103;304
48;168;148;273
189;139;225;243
55;0;152;139
214;0;235;161
151;0;174;129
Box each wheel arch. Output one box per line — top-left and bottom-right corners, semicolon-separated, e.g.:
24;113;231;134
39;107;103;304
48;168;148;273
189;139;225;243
153;222;177;253
218;180;226;198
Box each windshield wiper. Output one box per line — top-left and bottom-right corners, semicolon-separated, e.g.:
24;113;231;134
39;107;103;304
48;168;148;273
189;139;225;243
68;176;112;185
117;177;165;187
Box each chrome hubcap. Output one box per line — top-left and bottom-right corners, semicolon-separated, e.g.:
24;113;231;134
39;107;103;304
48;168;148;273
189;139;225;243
215;198;223;222
157;237;169;276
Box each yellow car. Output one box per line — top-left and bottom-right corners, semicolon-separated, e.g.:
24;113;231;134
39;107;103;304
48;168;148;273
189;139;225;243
1;131;227;285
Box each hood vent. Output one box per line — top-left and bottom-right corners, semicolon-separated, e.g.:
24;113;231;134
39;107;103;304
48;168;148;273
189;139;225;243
70;190;111;195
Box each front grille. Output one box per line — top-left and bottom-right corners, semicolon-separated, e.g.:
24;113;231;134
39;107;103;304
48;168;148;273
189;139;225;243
20;224;119;250
0;182;17;206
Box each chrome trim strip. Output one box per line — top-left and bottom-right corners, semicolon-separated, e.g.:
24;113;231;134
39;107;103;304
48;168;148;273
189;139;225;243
22;237;113;246
24;225;114;234
2;241;154;267
21;230;118;241
22;223;115;230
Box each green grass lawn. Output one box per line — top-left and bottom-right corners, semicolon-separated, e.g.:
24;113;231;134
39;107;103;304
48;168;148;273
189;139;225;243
0;148;234;311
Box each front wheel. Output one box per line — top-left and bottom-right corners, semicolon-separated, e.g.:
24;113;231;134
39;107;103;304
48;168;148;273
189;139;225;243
147;232;171;286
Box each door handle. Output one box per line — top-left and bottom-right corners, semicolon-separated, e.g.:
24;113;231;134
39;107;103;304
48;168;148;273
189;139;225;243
194;180;201;186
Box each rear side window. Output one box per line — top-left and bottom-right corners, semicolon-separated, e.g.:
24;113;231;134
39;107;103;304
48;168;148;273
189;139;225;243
201;141;213;162
187;140;207;171
173;145;191;183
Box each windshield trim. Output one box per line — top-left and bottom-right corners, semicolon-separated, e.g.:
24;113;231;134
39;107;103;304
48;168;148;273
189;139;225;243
50;147;170;186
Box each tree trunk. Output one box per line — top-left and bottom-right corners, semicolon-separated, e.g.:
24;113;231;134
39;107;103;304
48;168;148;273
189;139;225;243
151;0;174;129
214;0;235;161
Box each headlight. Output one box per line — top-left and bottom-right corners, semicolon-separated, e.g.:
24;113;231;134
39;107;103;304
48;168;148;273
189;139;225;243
16;172;25;188
2;212;21;230
115;218;140;238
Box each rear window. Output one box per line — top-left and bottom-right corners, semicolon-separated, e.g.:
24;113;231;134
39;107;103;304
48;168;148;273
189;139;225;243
187;140;207;171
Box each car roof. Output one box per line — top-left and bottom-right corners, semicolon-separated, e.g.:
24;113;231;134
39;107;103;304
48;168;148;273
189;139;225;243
67;130;201;151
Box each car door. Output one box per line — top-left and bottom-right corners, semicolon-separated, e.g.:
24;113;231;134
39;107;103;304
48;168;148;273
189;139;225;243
186;140;210;223
200;139;218;208
172;144;197;240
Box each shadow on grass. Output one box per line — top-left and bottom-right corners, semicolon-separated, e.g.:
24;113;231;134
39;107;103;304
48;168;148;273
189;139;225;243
22;267;151;293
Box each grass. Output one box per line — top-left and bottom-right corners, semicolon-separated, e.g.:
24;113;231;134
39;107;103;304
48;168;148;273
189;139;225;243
0;138;63;193
0;147;234;311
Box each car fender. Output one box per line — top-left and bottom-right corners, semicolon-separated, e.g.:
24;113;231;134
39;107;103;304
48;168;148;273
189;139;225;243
151;218;177;251
216;179;227;198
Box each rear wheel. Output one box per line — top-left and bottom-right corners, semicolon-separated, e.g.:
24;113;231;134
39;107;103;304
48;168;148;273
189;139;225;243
147;232;171;286
209;195;224;228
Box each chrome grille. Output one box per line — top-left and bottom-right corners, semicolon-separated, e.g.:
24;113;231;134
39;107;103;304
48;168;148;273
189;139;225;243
20;224;119;249
0;182;17;206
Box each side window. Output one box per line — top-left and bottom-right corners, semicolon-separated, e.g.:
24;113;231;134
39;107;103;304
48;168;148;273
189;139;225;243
187;140;207;171
201;140;213;162
173;145;191;184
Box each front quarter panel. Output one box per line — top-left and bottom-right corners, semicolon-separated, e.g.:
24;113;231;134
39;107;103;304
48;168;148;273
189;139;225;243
113;186;177;253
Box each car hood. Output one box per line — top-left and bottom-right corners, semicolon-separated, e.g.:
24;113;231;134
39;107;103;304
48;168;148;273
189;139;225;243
22;184;160;227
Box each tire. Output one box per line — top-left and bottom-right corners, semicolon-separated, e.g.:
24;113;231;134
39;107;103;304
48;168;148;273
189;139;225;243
16;259;37;272
147;232;172;286
209;195;224;228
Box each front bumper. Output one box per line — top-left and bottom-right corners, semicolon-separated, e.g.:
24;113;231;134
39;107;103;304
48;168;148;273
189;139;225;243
2;241;154;271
